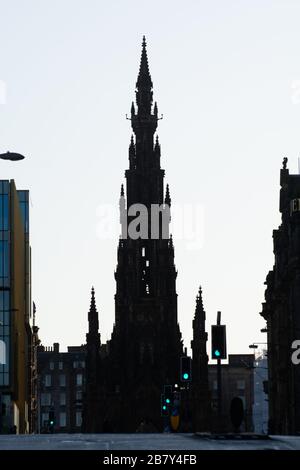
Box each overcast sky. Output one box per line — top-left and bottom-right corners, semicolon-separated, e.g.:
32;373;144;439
1;0;300;357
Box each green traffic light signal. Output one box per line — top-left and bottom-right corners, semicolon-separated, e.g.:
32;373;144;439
180;356;192;382
166;398;170;404
161;393;170;417
211;325;227;360
50;420;54;425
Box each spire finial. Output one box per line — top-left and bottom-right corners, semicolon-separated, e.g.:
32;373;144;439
195;285;204;313
165;183;171;206
282;157;288;170
134;36;154;117
87;286;100;342
136;35;152;89
120;184;124;197
90;286;96;308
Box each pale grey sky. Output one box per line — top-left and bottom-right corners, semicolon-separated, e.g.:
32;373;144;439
1;0;299;356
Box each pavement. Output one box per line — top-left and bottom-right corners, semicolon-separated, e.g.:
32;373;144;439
0;433;300;450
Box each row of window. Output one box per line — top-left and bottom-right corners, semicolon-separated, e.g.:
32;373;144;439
49;362;64;371
0;290;10;386
43;373;83;387
41;391;82;406
48;360;85;371
41;411;82;428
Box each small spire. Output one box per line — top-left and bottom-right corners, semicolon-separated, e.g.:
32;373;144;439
169;234;173;249
154;101;158;117
130;134;135;148
282;157;288;170
131;101;135;116
165;184;171;206
195;286;205;319
196;286;203;308
90;286;96;309
129;135;136;169
88;286;99;334
120;184;124;197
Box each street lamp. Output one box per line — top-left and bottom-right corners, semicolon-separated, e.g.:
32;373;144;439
0;151;25;161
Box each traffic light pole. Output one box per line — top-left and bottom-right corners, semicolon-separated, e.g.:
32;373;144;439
217;311;222;431
217;358;222;423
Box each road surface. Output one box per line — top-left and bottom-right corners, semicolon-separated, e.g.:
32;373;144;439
0;433;299;450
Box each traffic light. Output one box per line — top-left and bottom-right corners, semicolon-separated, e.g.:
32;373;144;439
160;394;169;417
211;325;227;359
49;409;55;432
49;409;55;425
164;385;173;406
180;356;192;382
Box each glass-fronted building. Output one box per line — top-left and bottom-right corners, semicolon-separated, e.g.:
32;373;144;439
0;180;35;434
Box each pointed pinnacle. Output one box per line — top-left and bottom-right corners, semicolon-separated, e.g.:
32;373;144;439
120;184;124;197
91;286;95;300
165;184;171;206
282;157;288;170
155;135;160;151
196;286;204;311
136;35;152;88
90;286;98;313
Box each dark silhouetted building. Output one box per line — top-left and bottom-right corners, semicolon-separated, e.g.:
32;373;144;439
83;37;187;433
261;158;300;434
82;38;258;435
37;343;85;433
191;287;211;431
208;354;254;432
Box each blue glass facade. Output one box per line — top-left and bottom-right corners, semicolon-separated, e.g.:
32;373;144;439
0;291;10;386
0;181;10;387
17;190;29;234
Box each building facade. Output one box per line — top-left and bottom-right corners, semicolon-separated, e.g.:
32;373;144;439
208;354;254;432
0;179;36;434
37;343;86;433
252;350;268;434
261;158;300;434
